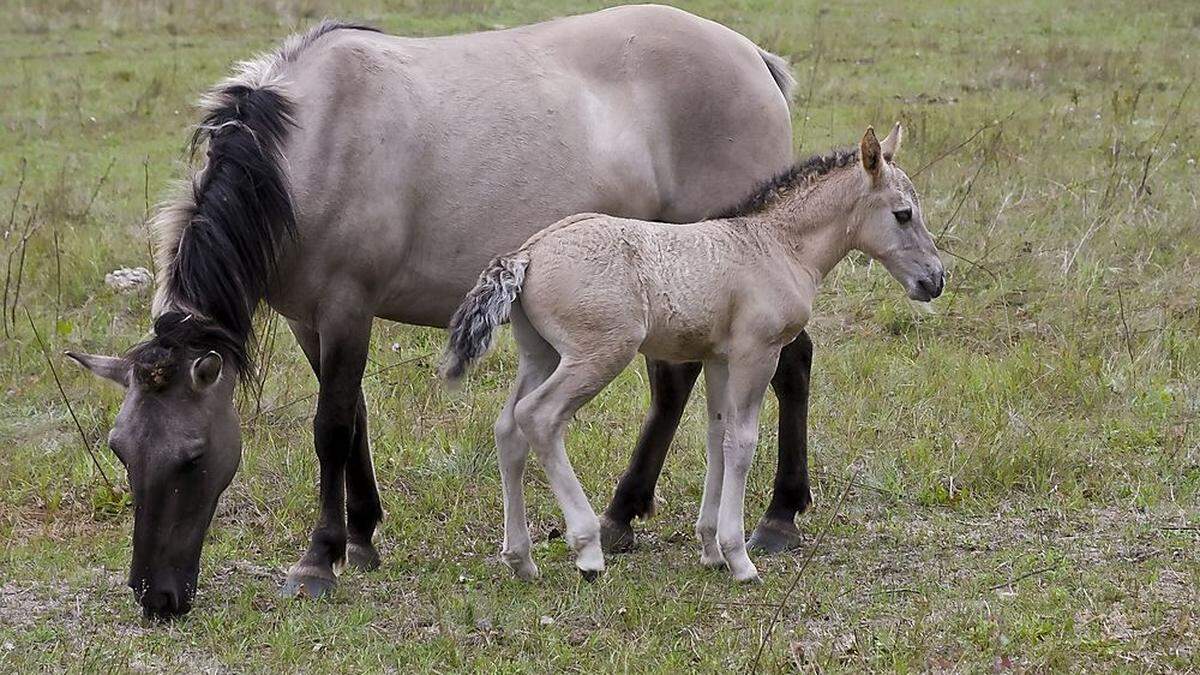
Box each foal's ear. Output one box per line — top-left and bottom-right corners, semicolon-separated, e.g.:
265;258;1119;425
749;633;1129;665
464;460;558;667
860;126;883;184
65;352;130;388
880;122;903;162
191;351;224;391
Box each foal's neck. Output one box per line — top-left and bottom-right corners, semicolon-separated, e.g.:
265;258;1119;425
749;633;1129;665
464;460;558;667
747;167;859;284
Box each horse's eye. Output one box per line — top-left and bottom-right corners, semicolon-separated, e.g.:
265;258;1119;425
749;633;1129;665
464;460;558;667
180;447;205;471
893;208;913;224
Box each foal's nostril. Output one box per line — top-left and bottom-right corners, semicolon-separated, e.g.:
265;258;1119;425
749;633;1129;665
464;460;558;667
918;274;943;300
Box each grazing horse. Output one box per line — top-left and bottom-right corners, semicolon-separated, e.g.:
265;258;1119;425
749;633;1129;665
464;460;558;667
442;124;944;582
66;6;816;620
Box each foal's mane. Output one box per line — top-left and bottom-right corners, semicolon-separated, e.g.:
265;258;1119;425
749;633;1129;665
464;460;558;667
134;20;379;378
716;146;860;219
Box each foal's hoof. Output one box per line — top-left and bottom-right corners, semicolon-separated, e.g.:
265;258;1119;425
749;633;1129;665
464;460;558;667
736;572;764;585
599;515;635;554
502;551;541;582
280;566;337;599
511;562;540;582
346;541;381;572
579;567;604;583
747;518;802;554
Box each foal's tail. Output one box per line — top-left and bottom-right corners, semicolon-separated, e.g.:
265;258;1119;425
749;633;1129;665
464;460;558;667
439;253;530;385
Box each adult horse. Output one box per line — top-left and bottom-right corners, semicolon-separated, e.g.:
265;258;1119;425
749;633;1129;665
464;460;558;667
67;5;815;620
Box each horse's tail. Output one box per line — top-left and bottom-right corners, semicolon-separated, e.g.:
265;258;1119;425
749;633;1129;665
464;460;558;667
439;253;530;385
757;47;796;105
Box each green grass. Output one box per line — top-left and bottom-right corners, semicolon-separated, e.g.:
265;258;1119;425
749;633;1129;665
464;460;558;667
2;0;1198;671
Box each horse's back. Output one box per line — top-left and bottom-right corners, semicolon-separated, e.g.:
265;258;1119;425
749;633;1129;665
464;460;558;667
271;7;793;327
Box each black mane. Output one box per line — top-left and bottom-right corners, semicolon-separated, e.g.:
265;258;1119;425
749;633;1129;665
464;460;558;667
170;83;296;356
716;146;860;219
149;21;378;378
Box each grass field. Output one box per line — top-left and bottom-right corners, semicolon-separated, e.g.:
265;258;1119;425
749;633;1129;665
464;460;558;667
2;0;1198;671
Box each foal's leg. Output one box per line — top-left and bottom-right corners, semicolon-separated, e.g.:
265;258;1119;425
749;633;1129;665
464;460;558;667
515;355;632;579
281;312;372;598
749;332;814;554
717;350;780;583
288;320;384;572
696;359;729;569
495;309;559;581
600;359;702;552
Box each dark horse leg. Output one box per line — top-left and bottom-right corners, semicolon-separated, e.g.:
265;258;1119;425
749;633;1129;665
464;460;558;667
288;320;384;572
747;331;814;553
600;331;814;554
281;315;375;598
599;360;701;551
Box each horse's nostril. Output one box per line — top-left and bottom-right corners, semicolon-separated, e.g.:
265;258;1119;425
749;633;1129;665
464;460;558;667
918;274;943;300
139;587;184;620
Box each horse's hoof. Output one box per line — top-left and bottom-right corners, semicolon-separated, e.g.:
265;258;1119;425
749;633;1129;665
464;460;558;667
599;515;635;554
280;566;337;599
700;554;727;570
512;562;540;582
747;518;802;554
346;541;381;572
579;567;604;583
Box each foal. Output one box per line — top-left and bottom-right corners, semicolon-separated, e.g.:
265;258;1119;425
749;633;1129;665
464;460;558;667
442;124;944;582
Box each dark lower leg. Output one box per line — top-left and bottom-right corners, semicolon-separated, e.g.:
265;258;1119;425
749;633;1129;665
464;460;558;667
282;319;370;597
289;321;381;573
601;359;701;551
345;393;383;570
749;332;814;553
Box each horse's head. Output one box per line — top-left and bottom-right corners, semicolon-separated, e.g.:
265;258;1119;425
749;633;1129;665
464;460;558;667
851;123;945;302
68;312;243;621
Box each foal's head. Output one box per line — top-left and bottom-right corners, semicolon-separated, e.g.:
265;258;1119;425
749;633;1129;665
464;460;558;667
67;312;243;621
850;123;945;301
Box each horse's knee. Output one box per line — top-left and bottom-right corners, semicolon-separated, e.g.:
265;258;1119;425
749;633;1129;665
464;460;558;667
514;398;557;450
493;411;520;447
724;430;758;474
313;402;358;454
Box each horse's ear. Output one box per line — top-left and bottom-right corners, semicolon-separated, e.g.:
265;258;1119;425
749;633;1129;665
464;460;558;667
191;351;223;391
860;126;883;184
880;121;903;162
65;352;129;388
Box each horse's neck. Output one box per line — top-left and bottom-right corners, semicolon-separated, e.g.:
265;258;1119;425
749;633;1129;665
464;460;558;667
753;172;857;287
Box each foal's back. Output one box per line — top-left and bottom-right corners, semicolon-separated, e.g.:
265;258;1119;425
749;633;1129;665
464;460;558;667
517;214;799;363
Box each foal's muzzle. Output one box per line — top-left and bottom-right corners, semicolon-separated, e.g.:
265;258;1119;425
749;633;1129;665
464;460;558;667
917;270;945;301
910;265;945;302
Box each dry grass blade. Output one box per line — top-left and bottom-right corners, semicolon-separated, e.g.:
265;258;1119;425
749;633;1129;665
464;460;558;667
1117;286;1135;366
9;203;40;332
982;564;1060;593
911;110;1015;179
80;156;116;221
243;351;433;425
748;466;859;672
25;308;116;492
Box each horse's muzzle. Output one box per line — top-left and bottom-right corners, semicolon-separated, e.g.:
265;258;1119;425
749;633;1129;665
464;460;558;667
133;581;193;622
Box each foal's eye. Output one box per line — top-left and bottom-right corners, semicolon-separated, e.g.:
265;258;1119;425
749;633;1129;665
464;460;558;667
893;208;913;224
